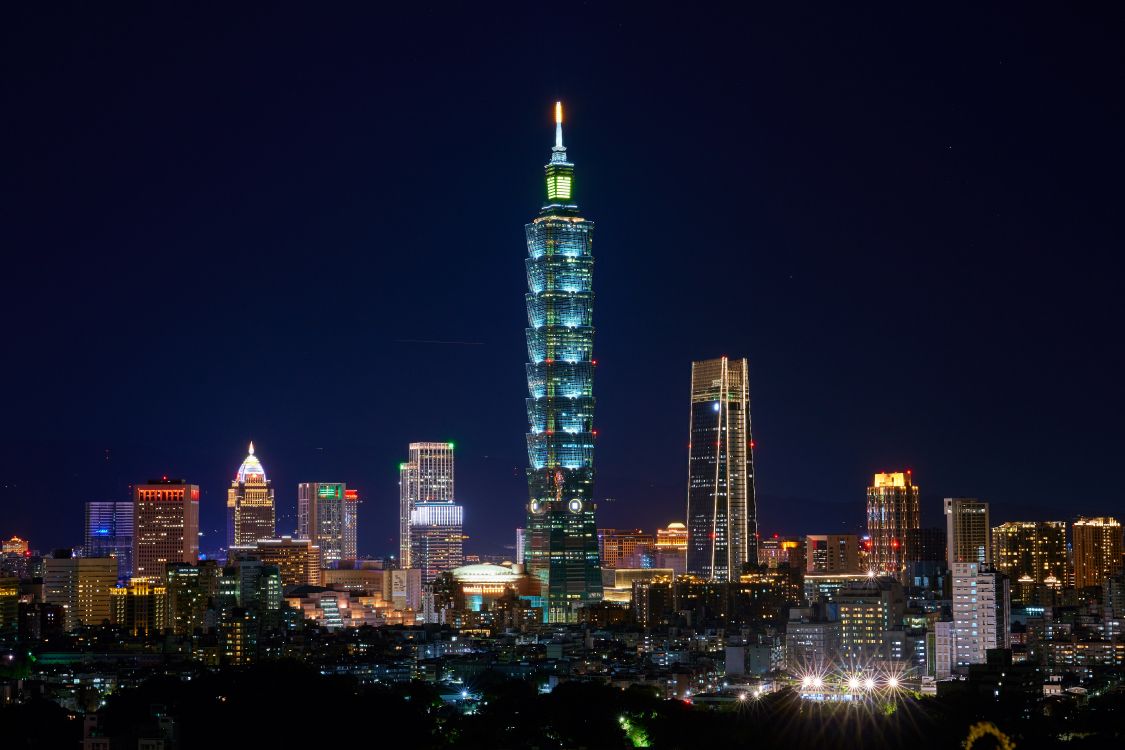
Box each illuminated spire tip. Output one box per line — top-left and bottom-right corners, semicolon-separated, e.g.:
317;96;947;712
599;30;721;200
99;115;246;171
554;101;564;150
248;441;255;455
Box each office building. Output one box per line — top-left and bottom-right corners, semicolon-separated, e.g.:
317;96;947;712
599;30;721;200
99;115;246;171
866;472;921;576
43;554;118;630
229;537;320;588
991;521;1067;584
133;478;199;579
951;562;1010;668
515;528;526;565
598;529;654;569
298;482;356;567
84;501;134;580
1072;517;1123;588
806;534;860;574
945;497;990;566
399;442;455;567
686;356;757;581
409;503;464;583
227;442;275;547
523;102;603;621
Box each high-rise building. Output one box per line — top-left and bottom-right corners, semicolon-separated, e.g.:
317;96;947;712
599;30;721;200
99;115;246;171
686;356;757;582
84;501;134;580
951;562;1010;668
1072;517;1123;588
298;482;355;568
229;537;320;588
806;534;860;574
945;497;990;566
409;503;464;583
837;577;906;661
110;577;167;636
343;488;358;561
515;528;526;565
133;479;199;579
227;442;275;547
166;561;221;636
991;521;1067;584
866;472;921;576
523;102;603;621
598;529;655;570
43;554;118;630
399;442;455;567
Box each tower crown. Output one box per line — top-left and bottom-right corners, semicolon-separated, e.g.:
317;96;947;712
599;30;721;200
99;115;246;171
544;101;575;206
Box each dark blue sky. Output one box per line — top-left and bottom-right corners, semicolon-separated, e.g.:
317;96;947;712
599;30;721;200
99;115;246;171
2;4;1123;557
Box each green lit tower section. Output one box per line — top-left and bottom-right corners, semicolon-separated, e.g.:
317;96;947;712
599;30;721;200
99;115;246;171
525;101;603;623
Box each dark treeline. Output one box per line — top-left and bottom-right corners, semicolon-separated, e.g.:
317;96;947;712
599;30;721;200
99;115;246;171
1;662;1122;748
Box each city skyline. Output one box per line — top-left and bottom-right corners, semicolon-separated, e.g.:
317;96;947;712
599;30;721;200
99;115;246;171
3;5;1123;558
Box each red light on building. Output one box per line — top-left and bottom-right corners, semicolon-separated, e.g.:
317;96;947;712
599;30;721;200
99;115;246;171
345;489;358;501
750;440;756;449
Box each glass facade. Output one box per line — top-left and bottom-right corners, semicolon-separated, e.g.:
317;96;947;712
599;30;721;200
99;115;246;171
399;442;455;567
686;357;758;581
84;501;134;580
524;103;603;622
298;482;353;567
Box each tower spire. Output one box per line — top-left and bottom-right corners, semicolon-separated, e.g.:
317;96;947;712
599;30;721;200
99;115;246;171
248;441;255;455
554;101;564;150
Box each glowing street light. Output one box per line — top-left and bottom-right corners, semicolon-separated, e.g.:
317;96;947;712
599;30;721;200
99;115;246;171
812;677;823;689
848;677;860;690
864;678;875;690
887;677;899;689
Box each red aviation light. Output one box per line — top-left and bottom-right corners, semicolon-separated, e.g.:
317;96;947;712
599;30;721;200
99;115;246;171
591;359;597;366
891;539;900;549
750;440;756;449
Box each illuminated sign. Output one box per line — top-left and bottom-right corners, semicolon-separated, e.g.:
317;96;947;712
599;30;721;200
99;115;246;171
317;485;341;499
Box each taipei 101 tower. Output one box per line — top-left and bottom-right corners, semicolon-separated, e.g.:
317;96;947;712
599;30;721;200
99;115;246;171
523;102;603;622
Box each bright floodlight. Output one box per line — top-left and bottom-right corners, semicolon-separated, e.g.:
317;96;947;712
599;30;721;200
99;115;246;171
848;677;860;690
802;676;812;688
887;677;899;689
812;677;823;689
867;569;876;578
864;678;875;690
738;693;747;701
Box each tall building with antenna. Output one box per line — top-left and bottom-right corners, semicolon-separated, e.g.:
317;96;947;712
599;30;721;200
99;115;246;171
523;102;603;622
399;442;456;568
227;442;275;547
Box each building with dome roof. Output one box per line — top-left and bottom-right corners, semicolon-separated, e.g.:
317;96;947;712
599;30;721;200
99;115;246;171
227;442;276;547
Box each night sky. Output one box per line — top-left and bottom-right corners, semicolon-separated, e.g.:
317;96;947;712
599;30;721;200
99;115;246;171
3;5;1123;558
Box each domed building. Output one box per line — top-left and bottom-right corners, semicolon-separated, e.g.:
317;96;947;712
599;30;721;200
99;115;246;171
227;442;276;546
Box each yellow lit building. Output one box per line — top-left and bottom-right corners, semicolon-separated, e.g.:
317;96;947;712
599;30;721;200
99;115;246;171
2;536;29;555
866;472;920;576
598;529;655;569
227;442;275;547
1072;517;1123;588
43;555;118;630
229;536;320;588
110;577;167;636
991;521;1067;584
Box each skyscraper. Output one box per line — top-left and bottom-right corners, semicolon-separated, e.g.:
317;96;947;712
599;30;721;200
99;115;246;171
227;442;275;546
686;356;757;581
84;501;134;580
523;102;603;622
1072;517;1123;588
133;479;199;579
298;482;355;567
991;521;1067;583
944;497;990;566
409;503;464;583
866;472;920;576
399;442;455;567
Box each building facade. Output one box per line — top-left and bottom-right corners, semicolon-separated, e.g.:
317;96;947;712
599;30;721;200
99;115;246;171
409;503;464;583
227;442;275;547
1072;517;1123;588
686;356;757;581
43;554;118;630
84;501;134;580
951;562;1010;668
229;537;320;588
523;102;603;621
945;497;990;566
133;479;199;579
866;472;921;576
298;482;355;568
991;521;1067;584
399;442;455;567
806;534;860;574
598;529;655;569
